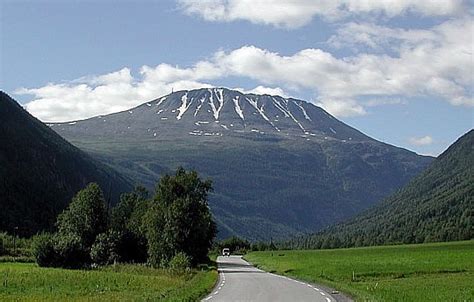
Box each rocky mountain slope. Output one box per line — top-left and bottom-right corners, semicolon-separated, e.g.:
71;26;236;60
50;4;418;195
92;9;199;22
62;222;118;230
0;92;133;236
50;88;433;240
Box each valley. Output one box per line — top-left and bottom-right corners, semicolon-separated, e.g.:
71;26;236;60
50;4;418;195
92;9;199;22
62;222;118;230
49;88;432;240
2;1;472;301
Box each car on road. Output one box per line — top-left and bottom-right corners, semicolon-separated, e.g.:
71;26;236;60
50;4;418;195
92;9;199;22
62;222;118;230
222;248;230;256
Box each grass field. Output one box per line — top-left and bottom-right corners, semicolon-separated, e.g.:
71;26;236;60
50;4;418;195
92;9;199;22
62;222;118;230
246;240;474;301
0;263;217;301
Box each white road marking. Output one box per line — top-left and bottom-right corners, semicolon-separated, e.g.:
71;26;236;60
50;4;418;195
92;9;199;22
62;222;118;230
204;296;213;301
321;292;326;296
213;291;219;295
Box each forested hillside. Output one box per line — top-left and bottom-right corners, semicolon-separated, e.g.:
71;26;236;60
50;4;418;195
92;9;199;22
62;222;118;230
284;130;473;249
0;92;133;236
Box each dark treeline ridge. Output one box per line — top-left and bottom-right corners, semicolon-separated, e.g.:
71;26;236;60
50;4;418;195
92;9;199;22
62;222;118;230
281;130;473;250
0;91;132;237
32;167;216;270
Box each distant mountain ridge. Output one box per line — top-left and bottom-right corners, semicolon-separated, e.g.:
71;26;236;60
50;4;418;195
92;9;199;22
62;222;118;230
0;92;133;236
284;130;473;249
50;88;433;240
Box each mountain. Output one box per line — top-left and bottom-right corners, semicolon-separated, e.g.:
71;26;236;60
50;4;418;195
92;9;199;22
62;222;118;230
284;130;473;249
49;87;433;240
0;92;133;236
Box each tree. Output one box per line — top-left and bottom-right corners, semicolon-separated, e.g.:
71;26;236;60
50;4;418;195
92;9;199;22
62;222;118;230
145;167;217;267
111;186;148;232
110;186;149;263
56;183;108;248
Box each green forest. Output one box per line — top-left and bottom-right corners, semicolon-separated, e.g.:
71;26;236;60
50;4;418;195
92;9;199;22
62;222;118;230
282;130;473;250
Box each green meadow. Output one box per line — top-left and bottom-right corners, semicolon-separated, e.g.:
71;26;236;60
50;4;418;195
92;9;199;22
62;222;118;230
246;240;474;301
0;263;216;301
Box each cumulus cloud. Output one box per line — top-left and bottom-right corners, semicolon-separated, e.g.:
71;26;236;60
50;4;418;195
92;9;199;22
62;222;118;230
364;97;407;107
18;18;473;121
19;68;213;122
409;135;434;146
235;86;289;97
177;0;465;28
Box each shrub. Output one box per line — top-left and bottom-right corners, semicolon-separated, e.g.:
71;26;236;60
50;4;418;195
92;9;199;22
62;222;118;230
168;252;191;273
91;231;121;266
54;233;89;269
0;232;33;257
32;233;58;267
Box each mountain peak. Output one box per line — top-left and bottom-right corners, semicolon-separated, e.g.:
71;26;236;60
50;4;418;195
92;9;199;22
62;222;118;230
52;87;369;143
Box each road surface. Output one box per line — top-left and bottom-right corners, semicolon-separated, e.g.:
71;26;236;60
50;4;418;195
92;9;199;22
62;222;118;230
203;255;337;302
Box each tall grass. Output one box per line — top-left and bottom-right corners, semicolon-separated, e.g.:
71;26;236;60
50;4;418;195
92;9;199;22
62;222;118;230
0;262;217;301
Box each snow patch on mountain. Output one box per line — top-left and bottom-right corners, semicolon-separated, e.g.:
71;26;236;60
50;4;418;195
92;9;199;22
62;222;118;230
233;96;244;120
208;88;225;120
177;93;192;120
294;101;311;121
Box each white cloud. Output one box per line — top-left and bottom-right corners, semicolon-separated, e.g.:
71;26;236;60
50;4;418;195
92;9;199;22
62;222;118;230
235;86;289;97
364;97;407;107
177;0;465;28
17;18;473;122
327;22;438;51
409;135;434;146
317;98;367;117
18;68;213;122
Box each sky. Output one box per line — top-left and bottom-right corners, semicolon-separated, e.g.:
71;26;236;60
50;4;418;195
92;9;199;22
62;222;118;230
1;0;473;156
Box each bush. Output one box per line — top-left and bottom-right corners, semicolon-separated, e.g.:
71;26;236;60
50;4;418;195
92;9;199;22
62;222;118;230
32;233;58;267
91;231;121;266
168;252;191;273
0;232;33;257
54;233;89;269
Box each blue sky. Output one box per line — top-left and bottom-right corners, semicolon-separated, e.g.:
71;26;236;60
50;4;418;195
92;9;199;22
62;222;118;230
1;0;473;156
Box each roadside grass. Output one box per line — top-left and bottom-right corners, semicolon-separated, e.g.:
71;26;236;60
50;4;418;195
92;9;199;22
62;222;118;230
0;262;217;301
246;240;474;301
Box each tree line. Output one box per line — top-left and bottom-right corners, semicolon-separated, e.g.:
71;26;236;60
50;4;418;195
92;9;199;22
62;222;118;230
279;131;473;250
32;167;216;269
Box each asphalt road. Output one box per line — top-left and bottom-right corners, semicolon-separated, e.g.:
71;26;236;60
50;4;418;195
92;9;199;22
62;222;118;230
203;256;336;302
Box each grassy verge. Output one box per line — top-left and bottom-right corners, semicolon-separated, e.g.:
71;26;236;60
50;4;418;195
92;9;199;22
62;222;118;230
246;240;474;301
0;262;217;301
